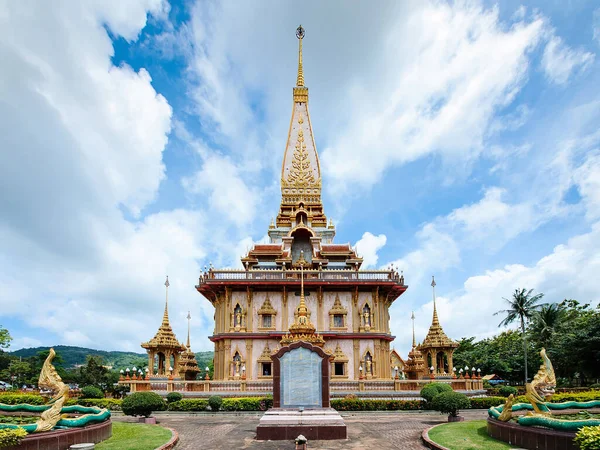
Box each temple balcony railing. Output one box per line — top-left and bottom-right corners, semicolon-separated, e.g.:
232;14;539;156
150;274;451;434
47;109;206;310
198;268;406;285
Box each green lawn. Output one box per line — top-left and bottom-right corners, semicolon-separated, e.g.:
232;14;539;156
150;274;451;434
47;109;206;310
427;420;517;450
96;422;172;450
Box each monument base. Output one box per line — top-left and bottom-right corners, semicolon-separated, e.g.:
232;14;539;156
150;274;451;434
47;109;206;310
256;408;347;441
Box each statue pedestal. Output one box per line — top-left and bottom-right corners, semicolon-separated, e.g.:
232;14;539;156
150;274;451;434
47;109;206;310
256;408;346;440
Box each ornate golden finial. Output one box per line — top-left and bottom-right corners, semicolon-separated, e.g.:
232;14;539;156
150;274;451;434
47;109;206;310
163;276;170;325
269;218;275;229
431;276;440;326
411;311;416;348
296;25;305;87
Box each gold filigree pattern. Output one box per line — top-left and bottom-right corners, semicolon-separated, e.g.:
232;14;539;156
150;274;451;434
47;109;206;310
286;129;316;187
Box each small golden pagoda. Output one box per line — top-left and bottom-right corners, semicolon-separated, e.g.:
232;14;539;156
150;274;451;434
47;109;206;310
178;311;200;380
141;277;186;377
405;311;426;379
417;277;458;375
280;251;325;347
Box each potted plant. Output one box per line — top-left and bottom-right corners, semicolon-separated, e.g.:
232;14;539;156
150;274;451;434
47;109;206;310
431;391;471;422
121;392;166;424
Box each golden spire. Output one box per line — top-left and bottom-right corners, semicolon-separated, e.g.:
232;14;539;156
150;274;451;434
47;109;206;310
296;25;305;87
186;311;191;348
162;276;170;326
431;276;440;326
411;311;416;348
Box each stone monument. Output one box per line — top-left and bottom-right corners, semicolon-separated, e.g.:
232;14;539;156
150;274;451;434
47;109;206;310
256;252;347;440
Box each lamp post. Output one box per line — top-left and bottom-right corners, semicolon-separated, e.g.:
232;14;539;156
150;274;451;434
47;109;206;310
429;365;435;379
459;368;464;379
169;366;173;380
145;367;149;380
205;366;210;380
452;367;457;379
119;369;124;381
464;365;470;379
394;366;399;380
477;368;481;379
125;368;130;380
241;364;246;380
359;365;364;380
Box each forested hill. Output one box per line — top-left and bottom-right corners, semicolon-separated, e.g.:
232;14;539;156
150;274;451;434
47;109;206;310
10;345;214;370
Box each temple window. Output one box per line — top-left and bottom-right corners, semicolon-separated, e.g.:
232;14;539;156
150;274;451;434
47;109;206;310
328;294;348;330
331;343;349;379
262;362;272;376
257;343;275;378
258;295;277;331
263;315;272;328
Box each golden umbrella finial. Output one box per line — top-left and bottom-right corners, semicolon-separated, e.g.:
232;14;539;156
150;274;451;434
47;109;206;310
296;25;305;87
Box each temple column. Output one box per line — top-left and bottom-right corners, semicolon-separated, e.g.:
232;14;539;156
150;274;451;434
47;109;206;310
246;288;253;332
282;288;288;329
246;341;253;380
447;351;454;374
148;352;154;376
353;340;360;379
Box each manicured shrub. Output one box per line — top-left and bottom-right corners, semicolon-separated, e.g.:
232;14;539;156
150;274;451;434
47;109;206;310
167;399;209;411
122;392;165;417
80;386;104;399
0;394;45;405
498;385;518;397
208;395;223;411
420;383;453;403
0;428;28;448
166;392;183;403
431;391;471;417
574;426;600;450
589;383;600;389
330;398;425;411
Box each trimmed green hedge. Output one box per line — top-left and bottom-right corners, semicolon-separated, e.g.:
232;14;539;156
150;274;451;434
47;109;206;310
167;399;208;411
514;391;600;404
80;386;104;399
65;398;123;411
469;396;506;409
331;399;424;411
420;383;453;403
0;394;46;405
167;397;273;412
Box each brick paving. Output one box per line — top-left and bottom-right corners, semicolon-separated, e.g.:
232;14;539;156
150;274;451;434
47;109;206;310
115;410;488;450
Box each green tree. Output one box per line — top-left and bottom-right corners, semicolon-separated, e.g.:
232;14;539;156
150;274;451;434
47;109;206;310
529;303;566;346
495;288;545;385
0;326;11;349
79;355;111;391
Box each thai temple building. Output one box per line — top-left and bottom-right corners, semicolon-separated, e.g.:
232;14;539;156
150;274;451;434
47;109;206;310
196;26;408;382
121;27;480;395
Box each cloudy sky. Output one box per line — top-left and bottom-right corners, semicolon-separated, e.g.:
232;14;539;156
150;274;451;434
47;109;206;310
1;0;599;359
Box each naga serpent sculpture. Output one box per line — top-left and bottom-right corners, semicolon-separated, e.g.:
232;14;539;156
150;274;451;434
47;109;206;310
0;348;111;433
488;348;600;431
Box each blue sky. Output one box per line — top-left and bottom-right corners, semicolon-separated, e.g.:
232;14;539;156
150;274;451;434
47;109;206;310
1;0;599;359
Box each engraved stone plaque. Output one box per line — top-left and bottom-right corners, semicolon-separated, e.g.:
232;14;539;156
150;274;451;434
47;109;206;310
280;346;322;407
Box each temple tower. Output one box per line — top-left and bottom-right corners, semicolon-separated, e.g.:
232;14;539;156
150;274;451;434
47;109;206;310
178;311;200;380
142;277;186;378
197;26;407;381
417;277;458;375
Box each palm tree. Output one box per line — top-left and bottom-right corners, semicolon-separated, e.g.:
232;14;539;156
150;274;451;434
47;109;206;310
531;303;566;344
495;288;546;385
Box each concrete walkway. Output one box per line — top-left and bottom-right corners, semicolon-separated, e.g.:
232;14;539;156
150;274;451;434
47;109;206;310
115;410;488;449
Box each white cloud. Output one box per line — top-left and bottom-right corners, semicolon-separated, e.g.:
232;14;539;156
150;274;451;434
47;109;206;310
354;232;387;269
321;2;545;193
541;35;594;85
182;154;258;227
573;150;600;221
593;8;600;47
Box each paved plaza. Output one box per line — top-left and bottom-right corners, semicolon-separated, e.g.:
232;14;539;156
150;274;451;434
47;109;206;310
116;410;488;449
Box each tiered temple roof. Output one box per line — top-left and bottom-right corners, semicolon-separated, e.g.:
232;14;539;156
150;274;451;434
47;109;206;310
178;311;200;380
418;277;458;351
141;277;186;352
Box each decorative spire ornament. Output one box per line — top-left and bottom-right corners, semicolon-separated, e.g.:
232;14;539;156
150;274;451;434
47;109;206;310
431;275;440;326
296;25;305;87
